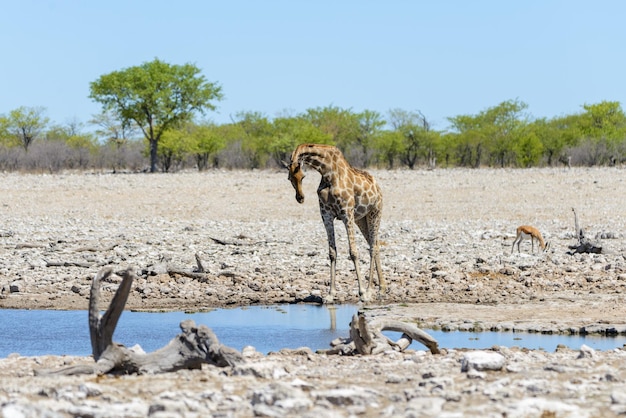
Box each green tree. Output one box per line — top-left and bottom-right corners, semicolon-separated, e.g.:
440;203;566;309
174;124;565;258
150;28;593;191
550;114;582;149
438;132;457;167
482;99;529;167
354;110;385;166
232;111;273;168
578;101;626;140
89;58;223;172
526;117;566;166
269;115;332;166
448;99;528;167
189;122;225;170
211;123;248;168
388;109;433;169
90;109;139;146
304;105;360;153
46;119;85;142
514;130;544;167
577;101;626;164
447;114;487;167
5;106;49;151
373;129;403;168
0;116;11;147
158;127;195;172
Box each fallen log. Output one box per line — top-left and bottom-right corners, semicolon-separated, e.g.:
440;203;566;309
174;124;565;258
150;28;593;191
36;267;244;376
318;312;440;355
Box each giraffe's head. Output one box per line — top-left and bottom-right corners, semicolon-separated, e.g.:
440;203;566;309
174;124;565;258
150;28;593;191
285;161;305;204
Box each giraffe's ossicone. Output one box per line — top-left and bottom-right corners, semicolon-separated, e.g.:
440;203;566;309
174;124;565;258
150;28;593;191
285;143;386;303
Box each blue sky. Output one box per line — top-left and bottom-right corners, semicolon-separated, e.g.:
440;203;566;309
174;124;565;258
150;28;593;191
2;1;625;132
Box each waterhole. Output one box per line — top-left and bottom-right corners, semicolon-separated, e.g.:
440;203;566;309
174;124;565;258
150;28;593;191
1;305;624;357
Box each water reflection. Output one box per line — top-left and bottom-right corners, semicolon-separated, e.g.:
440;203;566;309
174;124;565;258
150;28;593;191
387;329;626;352
0;304;355;358
1;305;625;358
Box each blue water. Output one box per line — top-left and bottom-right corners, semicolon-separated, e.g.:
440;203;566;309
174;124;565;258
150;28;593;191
1;305;625;358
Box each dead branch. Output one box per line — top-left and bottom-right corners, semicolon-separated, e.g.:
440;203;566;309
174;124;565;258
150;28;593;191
167;267;208;282
15;243;48;249
72;244;119;252
209;236;245;246
36;267;244;376
209;236;290;246
194;252;205;273
46;260;92;268
569;207;603;254
318;312;440;356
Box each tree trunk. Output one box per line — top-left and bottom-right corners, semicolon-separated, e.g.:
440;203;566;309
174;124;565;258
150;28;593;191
149;138;158;173
36;267;244;376
318;312;440;356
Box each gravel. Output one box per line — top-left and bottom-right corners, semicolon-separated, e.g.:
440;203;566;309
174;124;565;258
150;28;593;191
1;167;625;416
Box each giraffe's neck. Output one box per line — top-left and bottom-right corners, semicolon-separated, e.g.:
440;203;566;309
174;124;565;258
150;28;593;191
294;145;342;177
298;152;333;175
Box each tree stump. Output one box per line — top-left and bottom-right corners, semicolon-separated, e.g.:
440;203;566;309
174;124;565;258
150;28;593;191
318;312;440;355
568;207;603;254
36;267;244;376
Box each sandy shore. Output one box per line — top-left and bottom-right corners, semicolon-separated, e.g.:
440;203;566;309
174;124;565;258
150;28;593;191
1;167;626;416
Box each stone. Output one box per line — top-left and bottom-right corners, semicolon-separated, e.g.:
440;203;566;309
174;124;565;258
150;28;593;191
313;387;378;407
461;351;506;372
578;344;596;359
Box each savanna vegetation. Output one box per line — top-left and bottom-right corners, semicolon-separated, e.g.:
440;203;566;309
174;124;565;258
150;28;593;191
1;59;625;173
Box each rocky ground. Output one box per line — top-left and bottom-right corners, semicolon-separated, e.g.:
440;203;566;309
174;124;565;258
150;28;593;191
1;167;625;417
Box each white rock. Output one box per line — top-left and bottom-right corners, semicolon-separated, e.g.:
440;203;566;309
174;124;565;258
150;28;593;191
461;351;505;372
578;344;596;359
405;397;446;415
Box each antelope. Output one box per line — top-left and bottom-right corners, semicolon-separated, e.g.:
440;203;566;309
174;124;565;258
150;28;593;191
511;225;550;254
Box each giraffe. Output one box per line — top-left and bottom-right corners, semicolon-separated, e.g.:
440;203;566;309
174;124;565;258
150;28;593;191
285;143;386;303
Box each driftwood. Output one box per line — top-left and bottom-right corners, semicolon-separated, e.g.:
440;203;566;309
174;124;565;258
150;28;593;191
318;312;440;355
568;208;603;254
165;253;209;281
36;267;244;376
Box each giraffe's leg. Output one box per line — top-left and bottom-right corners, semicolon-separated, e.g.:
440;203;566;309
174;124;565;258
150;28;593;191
345;217;368;302
374;243;385;293
322;213;337;304
360;212;386;297
357;218;375;292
